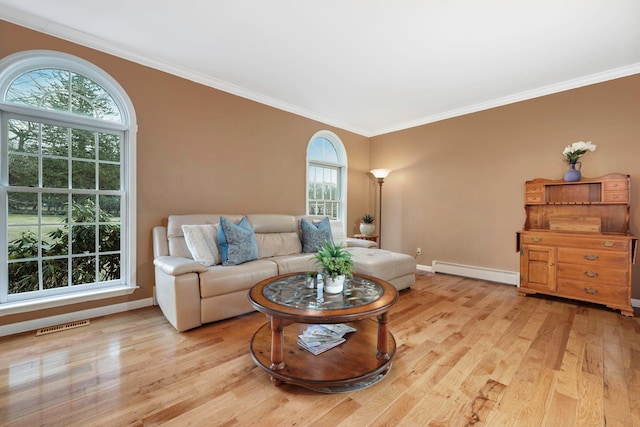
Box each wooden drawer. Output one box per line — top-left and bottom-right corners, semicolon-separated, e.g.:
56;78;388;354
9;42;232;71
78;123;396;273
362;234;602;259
557;248;628;268
549;216;601;233
525;184;544;204
603;179;629;191
526;194;544;203
519;233;630;251
557;263;628;286
602;191;629;203
526;183;544;193
557;278;628;306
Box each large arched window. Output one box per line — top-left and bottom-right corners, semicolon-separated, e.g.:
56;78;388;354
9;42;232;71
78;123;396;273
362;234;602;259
0;50;137;310
306;130;347;221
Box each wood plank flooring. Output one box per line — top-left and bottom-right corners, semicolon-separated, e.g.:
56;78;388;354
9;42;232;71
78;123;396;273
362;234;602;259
1;272;639;426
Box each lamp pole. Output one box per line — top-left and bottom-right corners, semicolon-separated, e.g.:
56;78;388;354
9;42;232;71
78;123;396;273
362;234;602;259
377;177;384;248
370;169;391;249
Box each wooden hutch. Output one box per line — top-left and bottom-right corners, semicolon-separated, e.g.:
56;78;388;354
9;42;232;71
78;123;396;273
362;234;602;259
517;173;637;316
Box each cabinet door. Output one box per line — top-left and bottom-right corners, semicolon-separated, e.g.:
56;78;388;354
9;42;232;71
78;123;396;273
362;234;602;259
521;245;556;292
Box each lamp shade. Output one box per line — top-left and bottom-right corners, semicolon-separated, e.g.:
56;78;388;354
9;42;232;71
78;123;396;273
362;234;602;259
370;169;391;179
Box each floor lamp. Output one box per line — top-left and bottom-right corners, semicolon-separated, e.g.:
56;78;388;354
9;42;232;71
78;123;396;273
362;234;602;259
370;169;391;249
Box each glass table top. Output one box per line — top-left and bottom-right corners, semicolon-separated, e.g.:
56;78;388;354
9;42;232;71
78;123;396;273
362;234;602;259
262;273;384;310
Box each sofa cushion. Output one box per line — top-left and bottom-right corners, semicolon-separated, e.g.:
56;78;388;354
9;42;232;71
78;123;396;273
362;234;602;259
246;214;302;257
348;247;417;282
300;217;333;252
199;260;278;298
182;224;219;266
219;216;259;266
271;253;318;274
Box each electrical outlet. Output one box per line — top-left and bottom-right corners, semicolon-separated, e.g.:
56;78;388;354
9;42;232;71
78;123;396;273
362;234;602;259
416;247;422;255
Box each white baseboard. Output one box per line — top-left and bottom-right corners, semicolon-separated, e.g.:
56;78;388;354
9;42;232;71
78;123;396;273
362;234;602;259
427;260;640;309
416;264;433;272
431;260;520;286
0;297;154;337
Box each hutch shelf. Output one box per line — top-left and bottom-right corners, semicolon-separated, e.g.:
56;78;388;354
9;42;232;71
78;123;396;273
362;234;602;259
516;173;637;316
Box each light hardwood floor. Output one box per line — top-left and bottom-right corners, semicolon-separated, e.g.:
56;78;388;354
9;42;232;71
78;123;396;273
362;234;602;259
1;272;639;426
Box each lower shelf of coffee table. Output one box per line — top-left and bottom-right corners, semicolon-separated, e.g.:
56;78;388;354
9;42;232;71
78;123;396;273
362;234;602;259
249;318;396;388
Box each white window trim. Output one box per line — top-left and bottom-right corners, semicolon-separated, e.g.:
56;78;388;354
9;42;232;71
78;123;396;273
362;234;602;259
306;130;347;228
0;50;137;314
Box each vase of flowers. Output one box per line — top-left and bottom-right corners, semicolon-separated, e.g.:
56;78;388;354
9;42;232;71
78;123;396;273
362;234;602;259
314;240;354;293
562;141;596;182
564;162;582;182
359;214;375;236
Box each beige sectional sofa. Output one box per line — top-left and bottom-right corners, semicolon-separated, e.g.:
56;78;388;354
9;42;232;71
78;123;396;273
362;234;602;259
153;214;416;331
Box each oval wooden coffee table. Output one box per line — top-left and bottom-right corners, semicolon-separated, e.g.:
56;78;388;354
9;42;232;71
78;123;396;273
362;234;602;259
248;272;399;391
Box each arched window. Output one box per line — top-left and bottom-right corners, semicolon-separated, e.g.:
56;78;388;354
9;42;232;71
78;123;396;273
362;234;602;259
306;130;347;221
0;50;136;309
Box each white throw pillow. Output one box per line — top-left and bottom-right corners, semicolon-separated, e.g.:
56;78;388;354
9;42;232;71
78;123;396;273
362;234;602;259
182;224;220;266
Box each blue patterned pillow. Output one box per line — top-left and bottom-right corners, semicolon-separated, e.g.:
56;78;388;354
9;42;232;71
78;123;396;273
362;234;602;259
301;217;334;253
219;216;258;266
218;216;249;263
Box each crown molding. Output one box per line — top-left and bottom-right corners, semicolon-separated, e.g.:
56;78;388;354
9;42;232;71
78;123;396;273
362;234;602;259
0;12;370;137
371;63;640;136
2;10;639;139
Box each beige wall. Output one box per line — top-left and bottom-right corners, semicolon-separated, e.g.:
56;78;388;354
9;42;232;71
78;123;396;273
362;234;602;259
371;74;640;298
0;21;370;327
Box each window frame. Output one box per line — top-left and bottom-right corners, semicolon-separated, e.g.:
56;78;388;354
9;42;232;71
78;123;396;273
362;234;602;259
0;50;137;315
306;130;347;223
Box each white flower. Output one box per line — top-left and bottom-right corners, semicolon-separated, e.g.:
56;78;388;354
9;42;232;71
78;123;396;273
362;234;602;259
563;141;597;163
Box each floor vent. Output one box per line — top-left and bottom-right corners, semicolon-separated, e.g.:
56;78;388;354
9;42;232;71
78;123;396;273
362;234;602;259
36;319;90;336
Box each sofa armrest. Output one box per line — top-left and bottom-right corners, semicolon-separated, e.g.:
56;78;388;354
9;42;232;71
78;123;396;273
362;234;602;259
346;237;378;248
154;256;208;276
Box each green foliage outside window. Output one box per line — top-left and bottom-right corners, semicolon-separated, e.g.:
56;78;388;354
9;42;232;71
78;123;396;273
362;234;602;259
7;199;121;294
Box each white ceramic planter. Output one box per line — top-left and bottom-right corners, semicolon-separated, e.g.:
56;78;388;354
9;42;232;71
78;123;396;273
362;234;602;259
324;275;345;293
359;223;375;236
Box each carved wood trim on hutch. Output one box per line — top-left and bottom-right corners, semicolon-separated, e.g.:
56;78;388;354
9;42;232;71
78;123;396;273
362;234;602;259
517;173;637;316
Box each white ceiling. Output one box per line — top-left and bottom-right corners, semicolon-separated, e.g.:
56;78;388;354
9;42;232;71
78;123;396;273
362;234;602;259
1;1;640;137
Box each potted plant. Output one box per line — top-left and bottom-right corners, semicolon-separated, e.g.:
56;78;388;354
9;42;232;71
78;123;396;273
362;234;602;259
359;214;375;236
314;240;354;293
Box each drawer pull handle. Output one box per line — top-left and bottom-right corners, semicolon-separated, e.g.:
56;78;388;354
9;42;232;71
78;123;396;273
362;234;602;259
584;254;599;261
601;241;616;248
583;287;599;295
531;237;541;242
583;271;599;278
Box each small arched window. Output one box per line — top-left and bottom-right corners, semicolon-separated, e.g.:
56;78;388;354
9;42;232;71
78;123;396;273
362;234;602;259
306;131;347;221
0;50;136;307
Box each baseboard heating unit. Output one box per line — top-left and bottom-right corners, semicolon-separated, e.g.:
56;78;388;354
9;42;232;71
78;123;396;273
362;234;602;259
431;260;519;286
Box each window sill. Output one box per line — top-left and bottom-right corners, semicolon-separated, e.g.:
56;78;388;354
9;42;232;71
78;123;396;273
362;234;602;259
0;285;139;317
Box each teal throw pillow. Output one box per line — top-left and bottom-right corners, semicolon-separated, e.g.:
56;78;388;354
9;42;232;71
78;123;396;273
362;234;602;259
219;216;259;266
301;217;334;253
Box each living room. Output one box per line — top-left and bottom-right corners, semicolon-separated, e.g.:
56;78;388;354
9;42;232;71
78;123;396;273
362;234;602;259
1;8;639;333
1;2;640;424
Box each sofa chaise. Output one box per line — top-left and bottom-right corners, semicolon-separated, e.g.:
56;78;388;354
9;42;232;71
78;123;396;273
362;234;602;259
153;214;416;331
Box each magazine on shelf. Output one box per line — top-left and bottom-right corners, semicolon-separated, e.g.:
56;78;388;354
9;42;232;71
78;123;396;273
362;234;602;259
297;324;357;355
